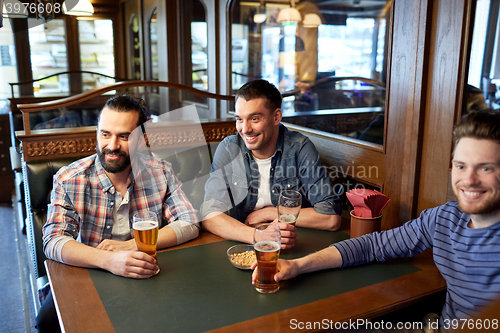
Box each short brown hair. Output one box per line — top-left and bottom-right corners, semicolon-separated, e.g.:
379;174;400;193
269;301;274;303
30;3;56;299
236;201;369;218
453;109;500;146
235;79;282;112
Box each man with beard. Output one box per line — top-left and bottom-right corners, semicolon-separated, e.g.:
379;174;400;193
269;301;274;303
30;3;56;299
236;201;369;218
37;95;199;332
252;109;500;330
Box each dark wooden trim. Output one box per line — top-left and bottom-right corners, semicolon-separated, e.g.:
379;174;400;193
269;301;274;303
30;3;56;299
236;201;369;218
380;0;430;229
65;15;82;94
16;120;236;162
11;19;34;97
397;0;431;223
416;0;471;215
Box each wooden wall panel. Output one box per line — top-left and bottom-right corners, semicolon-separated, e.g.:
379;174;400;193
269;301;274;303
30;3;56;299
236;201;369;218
383;0;430;229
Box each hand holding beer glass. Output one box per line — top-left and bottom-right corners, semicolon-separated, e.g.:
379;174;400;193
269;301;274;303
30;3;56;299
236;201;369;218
133;211;160;275
253;223;281;293
278;189;302;226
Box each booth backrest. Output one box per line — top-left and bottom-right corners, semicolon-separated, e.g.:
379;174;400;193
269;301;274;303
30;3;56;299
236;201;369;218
23;158;78;279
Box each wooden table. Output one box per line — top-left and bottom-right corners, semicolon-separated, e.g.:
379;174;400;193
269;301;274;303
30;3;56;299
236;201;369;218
46;229;446;333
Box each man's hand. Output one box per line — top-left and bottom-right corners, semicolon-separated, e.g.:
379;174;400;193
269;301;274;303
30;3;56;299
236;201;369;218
96;239;137;252
106;251;158;279
251;258;299;285
245;207;277;226
275;220;296;249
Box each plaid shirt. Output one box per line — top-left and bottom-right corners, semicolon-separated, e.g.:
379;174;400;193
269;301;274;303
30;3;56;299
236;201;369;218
42;153;198;250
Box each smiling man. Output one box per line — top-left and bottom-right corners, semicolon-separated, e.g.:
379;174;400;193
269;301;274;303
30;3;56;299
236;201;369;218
37;95;199;332
200;79;342;249
253;109;500;331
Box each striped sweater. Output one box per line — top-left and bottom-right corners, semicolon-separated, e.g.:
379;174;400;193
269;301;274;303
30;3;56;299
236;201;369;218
333;201;500;326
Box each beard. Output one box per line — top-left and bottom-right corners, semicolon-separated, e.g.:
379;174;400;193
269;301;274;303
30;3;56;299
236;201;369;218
97;146;131;173
455;189;500;216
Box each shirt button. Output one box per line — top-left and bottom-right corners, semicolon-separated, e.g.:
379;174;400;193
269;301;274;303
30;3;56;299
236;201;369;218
110;202;114;206
272;190;275;193
234;182;237;185
287;184;291;187
107;226;111;229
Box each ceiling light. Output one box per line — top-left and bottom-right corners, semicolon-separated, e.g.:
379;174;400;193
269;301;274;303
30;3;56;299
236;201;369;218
253;1;266;24
254;13;266;24
277;0;301;24
2;0;29;18
62;0;94;16
302;13;321;28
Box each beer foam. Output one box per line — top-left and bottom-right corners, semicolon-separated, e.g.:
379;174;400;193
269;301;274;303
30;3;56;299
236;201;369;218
279;214;296;223
133;221;158;230
254;241;280;252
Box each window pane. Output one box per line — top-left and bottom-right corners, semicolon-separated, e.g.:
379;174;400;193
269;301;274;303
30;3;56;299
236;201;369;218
28;19;69;96
180;0;208;105
230;0;390;145
79;19;115;91
150;8;159;80
192;21;208;91
0;18;18;107
466;0;497;113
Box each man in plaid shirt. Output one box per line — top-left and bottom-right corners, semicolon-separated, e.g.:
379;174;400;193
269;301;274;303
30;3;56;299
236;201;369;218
37;95;199;332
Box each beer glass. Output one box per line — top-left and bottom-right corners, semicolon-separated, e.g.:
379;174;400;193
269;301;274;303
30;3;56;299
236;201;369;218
277;189;301;226
253;223;281;293
133;211;160;274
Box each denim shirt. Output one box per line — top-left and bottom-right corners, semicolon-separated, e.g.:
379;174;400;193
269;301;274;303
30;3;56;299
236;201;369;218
200;124;342;222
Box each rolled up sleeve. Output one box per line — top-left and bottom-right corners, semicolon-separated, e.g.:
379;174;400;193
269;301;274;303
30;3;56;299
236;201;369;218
43;179;80;253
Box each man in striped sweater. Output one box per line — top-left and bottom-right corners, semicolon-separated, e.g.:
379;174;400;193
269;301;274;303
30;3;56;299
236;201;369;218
252;109;500;330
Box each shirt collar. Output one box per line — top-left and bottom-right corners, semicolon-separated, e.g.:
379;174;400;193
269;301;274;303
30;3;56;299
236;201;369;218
94;154;135;194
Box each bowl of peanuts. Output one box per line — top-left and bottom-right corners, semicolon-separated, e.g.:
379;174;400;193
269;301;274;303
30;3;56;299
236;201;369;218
227;244;256;270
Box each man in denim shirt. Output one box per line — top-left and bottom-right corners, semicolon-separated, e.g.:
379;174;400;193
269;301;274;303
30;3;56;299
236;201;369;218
201;80;342;249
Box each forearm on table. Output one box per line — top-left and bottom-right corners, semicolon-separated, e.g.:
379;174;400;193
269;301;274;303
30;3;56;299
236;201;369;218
294;245;343;275
295;208;341;231
60;240;116;270
159;222;199;247
202;212;254;244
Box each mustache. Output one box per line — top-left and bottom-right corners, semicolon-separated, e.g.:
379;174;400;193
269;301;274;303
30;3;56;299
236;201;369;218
101;148;127;156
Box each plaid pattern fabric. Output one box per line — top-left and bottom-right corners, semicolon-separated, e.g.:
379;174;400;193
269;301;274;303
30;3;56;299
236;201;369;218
42;153;197;249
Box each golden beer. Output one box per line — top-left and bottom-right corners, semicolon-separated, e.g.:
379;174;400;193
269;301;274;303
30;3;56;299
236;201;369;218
254;240;280;293
279;213;297;226
133;221;159;259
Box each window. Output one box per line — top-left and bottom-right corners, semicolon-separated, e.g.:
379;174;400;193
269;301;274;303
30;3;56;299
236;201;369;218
0;18;18;110
466;0;499;112
230;0;391;145
79;19;115;91
150;8;159;80
180;0;208;92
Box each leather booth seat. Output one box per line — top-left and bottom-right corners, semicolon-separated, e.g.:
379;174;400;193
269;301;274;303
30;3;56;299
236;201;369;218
23;143;216;299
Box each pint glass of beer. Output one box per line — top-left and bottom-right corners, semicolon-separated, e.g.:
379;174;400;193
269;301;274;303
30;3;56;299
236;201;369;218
253;223;281;293
277;189;301;226
133;211;159;261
